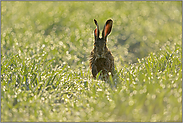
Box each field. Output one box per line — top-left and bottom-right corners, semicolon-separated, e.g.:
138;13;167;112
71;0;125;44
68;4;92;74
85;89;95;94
1;1;182;122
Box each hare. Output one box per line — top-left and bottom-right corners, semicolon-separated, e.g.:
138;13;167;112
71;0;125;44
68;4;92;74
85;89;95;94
89;19;114;79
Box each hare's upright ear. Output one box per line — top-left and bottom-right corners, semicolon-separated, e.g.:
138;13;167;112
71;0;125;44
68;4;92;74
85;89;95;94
94;19;100;40
102;19;113;40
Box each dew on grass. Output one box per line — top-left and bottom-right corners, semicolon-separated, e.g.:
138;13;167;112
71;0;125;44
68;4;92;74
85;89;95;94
151;94;156;99
177;97;182;103
133;90;137;95
129;100;134;106
173;83;177;88
2;86;6;91
160;83;165;89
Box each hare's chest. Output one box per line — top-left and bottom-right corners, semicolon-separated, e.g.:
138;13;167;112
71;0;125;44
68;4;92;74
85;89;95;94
95;58;110;71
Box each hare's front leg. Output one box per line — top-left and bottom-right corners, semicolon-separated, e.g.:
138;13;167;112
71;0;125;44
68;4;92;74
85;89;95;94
92;64;98;79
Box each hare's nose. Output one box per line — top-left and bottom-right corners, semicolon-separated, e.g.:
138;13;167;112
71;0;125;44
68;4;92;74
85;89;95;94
98;52;103;58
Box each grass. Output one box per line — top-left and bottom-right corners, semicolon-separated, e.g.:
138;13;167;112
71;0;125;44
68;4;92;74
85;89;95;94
1;1;182;122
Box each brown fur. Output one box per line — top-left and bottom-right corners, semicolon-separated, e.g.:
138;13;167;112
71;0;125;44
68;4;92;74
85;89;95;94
89;19;114;79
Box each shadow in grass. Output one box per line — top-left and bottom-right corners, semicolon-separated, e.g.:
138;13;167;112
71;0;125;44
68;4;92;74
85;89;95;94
44;21;64;35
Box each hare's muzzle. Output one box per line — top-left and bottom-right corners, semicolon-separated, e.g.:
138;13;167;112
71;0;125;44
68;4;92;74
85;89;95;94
96;47;105;58
97;52;105;58
98;54;102;58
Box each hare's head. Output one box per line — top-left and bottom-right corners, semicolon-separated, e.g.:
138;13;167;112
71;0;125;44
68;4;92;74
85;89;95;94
93;19;113;59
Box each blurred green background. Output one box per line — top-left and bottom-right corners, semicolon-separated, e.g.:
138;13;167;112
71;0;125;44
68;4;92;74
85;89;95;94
2;1;181;67
1;1;182;122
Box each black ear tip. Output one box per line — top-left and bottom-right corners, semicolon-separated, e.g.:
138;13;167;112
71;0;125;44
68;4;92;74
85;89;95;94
106;19;113;25
107;19;113;23
94;19;97;25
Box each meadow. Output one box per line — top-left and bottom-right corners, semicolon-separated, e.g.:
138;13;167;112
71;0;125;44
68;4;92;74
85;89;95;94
1;1;182;122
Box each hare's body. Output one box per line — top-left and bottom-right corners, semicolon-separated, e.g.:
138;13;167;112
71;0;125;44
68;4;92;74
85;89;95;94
90;50;114;78
89;19;114;79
